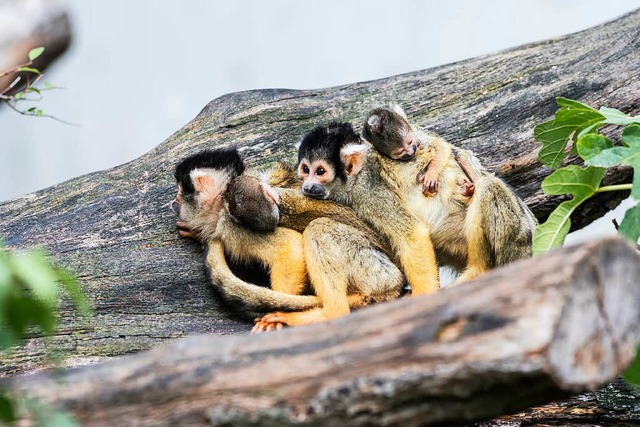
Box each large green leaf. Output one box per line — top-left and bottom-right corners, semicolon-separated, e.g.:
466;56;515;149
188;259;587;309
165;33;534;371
586;124;640;199
535;98;605;169
533;165;606;254
618;204;640;244
576;134;613;162
599;106;640;126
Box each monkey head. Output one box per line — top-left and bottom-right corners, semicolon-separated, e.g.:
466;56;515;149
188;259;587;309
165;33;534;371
362;105;417;161
297;122;368;201
173;148;245;239
225;175;280;232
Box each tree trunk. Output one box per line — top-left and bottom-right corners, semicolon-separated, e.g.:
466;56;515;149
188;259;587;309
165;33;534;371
6;237;639;426
0;8;639;377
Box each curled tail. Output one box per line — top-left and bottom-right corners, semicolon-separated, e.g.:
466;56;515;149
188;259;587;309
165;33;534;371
204;240;320;312
471;177;536;267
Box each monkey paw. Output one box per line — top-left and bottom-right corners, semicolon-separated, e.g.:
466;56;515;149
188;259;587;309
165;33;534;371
421;179;439;197
176;221;202;241
251;313;288;334
461;180;475;197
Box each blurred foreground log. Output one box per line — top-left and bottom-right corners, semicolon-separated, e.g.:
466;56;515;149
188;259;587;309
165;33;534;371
0;7;639;375
8;237;640;426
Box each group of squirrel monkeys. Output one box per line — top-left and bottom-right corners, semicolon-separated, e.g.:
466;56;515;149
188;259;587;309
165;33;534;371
172;105;537;332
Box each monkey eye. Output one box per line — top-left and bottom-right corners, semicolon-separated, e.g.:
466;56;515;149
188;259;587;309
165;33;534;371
316;167;326;176
301;164;310;174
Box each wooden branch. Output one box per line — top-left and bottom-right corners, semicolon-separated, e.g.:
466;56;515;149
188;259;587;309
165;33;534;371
7;237;640;426
0;0;72;94
0;9;639;374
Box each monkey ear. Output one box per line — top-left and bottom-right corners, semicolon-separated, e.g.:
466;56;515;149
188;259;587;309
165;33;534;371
367;114;382;133
391;104;408;119
191;170;228;201
340;144;368;177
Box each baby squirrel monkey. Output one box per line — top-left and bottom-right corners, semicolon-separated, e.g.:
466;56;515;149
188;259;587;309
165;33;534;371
173;149;403;331
173;149;316;315
361;106;537;282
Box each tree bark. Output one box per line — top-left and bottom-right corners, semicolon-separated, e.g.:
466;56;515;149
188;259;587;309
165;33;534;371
0;9;639;375
7;237;640;426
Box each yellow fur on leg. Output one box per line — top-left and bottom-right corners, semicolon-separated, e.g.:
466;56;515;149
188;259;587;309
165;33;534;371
455;181;490;285
398;222;440;295
268;229;307;295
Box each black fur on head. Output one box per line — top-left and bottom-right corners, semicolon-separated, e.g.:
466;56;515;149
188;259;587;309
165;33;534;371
174;148;245;196
362;108;411;157
297;122;361;181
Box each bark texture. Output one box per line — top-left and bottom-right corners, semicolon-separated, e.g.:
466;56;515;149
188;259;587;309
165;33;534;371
7;237;640;426
0;9;639;376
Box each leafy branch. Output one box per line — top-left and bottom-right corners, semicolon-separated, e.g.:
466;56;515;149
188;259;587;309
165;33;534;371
0;241;90;424
0;47;74;125
532;98;640;386
532;97;640;254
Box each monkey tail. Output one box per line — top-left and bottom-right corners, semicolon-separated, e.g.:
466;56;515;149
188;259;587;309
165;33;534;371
265;161;300;188
472;177;535;267
204;241;321;312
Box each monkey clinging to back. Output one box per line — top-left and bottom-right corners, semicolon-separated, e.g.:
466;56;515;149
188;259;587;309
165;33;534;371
361;105;537;282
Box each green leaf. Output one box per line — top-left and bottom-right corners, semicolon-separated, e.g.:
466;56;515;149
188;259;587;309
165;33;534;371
56;267;91;317
10;250;59;308
533;165;606;254
535;97;605;169
35;109;43;117
623;346;640;385
17;66;40;74
586;125;640;199
26;87;41;95
618;204;640;243
576;134;613;162
28;47;45;61
13;92;24;101
599;106;640;126
0;393;16;423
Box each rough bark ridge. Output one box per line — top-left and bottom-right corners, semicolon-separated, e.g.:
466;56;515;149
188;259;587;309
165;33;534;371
0;10;639;375
7;237;640;426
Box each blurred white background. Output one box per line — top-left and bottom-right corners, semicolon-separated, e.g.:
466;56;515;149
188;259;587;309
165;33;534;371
0;0;638;242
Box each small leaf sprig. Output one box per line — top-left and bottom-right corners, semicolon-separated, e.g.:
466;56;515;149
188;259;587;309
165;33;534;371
0;47;71;124
532;97;640;254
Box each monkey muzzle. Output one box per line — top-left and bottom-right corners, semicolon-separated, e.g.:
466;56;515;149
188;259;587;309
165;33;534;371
170;199;180;215
302;183;327;199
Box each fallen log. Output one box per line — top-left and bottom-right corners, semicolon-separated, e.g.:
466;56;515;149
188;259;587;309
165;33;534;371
0;8;639;375
8;237;640;426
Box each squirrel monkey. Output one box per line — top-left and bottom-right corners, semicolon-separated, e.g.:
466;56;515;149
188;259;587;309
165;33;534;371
361;106;537;282
173;149;403;331
298;122;441;295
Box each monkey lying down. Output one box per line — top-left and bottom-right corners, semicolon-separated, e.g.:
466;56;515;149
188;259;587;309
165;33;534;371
173;148;404;332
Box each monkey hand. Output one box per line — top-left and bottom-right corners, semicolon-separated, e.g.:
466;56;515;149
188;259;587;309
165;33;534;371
417;170;439;197
461;180;475;197
251;314;287;334
176;221;202;241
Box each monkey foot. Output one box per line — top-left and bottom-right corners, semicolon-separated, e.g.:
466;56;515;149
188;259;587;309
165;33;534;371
251;313;288;334
461;180;475;197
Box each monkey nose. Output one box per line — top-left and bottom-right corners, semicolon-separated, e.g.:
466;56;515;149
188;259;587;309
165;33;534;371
302;183;326;199
170;200;180;215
